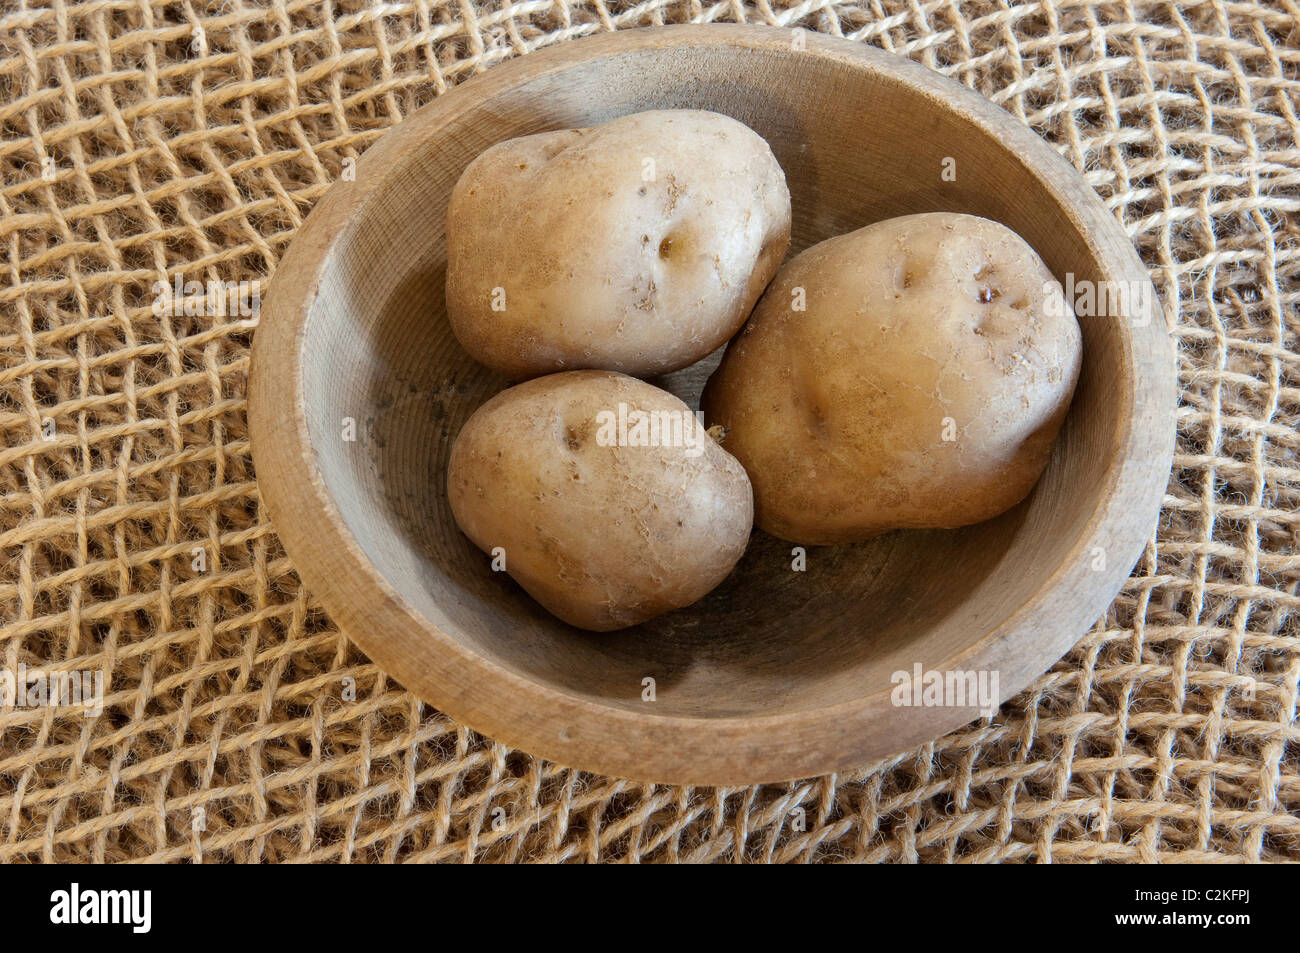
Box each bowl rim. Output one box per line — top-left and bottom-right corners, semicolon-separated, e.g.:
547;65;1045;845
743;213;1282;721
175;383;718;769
248;23;1176;785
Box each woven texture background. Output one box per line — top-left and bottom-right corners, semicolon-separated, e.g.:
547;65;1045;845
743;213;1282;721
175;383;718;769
1;0;1297;863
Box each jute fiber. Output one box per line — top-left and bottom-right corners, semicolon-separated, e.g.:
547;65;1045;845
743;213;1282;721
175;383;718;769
1;0;1297;863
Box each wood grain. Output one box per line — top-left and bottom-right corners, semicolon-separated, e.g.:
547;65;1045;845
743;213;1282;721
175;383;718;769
248;24;1176;785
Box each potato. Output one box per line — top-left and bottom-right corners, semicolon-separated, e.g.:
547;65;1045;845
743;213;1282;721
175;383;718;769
701;212;1082;544
445;109;791;380
447;370;753;631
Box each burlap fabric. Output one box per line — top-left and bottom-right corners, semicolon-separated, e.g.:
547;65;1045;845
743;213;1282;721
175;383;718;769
1;0;1296;864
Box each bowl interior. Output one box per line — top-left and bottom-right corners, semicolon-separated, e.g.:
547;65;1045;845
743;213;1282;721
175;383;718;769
298;41;1125;721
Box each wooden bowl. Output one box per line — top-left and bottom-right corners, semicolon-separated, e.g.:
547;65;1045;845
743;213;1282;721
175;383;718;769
249;24;1175;785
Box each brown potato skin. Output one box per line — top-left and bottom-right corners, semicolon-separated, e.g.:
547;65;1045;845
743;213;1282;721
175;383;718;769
447;371;754;631
701;213;1082;545
445;110;791;380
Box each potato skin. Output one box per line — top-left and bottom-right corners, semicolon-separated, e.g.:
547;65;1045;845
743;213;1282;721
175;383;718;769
445;110;791;380
447;371;753;631
701;213;1082;545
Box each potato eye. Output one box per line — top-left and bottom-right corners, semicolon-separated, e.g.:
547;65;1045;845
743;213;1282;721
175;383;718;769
658;237;674;260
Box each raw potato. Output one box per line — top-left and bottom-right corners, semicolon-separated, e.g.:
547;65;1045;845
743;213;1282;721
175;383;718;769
447;370;754;631
701;212;1082;544
445;109;792;380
